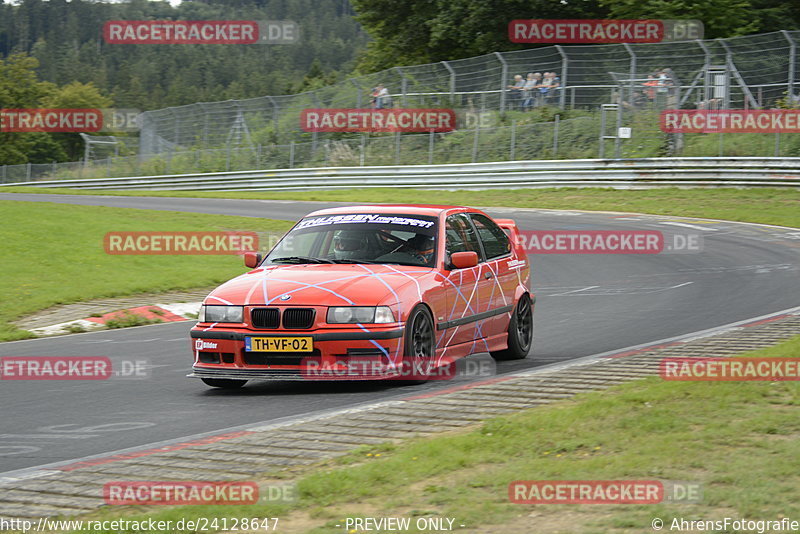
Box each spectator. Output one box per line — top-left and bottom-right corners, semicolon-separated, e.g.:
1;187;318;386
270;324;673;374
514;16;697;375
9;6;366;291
521;72;541;110
372;84;390;109
642;74;659;103
539;72;560;105
507;74;525;109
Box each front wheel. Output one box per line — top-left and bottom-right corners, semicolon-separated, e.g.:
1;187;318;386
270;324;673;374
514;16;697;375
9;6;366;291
201;378;248;389
491;295;533;361
397;304;436;384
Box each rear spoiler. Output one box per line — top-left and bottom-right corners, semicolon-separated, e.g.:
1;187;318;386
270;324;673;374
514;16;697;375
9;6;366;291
494;218;526;257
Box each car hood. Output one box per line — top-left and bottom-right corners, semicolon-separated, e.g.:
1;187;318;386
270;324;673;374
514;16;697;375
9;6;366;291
204;263;433;307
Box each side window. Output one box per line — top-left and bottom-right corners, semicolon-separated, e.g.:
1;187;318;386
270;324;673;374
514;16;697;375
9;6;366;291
471;213;511;259
445;213;482;257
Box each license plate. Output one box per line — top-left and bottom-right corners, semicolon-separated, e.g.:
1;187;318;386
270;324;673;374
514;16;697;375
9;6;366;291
245;336;313;352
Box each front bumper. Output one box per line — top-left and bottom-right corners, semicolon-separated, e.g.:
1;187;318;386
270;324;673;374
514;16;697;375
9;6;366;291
189;326;407;381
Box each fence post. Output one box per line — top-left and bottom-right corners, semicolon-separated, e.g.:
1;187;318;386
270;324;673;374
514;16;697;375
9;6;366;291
510;119;516;161
428;129;435;164
395;67;408;107
1;165;5;183
359;134;366;166
553;115;560;156
256;144;262;167
623;43;636;104
782;30;796;100
775;131;781;157
350;79;363;108
324;140;330;165
441;60;456;103
26;163;31;181
555;45;568;109
395;132;401;165
494;52;508;112
267;96;280;130
289;141;295;168
471;120;480;163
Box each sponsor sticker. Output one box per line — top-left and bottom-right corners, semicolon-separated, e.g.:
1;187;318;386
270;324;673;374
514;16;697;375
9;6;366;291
296;214;436;230
300;109;456;133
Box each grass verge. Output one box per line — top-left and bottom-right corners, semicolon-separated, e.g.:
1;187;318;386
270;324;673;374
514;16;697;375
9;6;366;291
50;334;800;533
0;200;292;341
3;186;800;228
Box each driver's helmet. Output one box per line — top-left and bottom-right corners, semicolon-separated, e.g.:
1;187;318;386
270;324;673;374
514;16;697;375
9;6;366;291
333;230;370;259
407;233;435;264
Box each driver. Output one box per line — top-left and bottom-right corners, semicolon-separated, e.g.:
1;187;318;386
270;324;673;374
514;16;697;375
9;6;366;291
406;233;435;264
333;230;371;260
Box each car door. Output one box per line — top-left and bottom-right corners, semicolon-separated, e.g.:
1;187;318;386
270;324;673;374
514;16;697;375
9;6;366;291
469;212;516;338
440;213;491;351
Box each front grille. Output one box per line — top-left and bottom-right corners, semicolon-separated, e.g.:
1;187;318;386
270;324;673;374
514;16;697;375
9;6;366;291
244;349;321;366
251;307;280;329
283;308;315;329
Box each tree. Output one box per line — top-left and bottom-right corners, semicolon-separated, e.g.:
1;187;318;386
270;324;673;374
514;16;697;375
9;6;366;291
41;81;114;160
351;0;608;71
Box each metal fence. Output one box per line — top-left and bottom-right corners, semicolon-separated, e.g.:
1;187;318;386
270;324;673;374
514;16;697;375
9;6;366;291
134;30;799;155
6;110;800;183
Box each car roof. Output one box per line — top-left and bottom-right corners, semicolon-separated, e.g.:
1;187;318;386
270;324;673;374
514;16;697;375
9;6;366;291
305;204;473;218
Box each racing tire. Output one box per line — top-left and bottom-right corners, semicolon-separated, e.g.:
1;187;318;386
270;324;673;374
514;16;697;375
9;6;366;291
201;378;248;389
397;304;436;385
490;294;533;361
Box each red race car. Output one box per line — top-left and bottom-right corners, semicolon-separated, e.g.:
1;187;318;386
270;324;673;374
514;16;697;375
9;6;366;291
189;205;534;388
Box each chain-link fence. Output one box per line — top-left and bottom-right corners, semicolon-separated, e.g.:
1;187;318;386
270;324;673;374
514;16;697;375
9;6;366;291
3;30;800;183
133;30;800;155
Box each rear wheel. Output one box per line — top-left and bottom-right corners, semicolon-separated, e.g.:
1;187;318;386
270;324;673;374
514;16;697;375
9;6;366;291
398;305;435;384
201;378;248;389
491;294;533;361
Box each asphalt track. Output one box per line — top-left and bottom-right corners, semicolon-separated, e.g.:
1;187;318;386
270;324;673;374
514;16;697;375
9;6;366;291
1;193;799;475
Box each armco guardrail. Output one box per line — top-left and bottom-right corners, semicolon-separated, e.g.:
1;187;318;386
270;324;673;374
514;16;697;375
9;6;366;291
3;158;800;191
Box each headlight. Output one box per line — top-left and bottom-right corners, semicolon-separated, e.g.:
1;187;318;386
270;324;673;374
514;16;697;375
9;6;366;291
327;306;394;324
200;305;243;323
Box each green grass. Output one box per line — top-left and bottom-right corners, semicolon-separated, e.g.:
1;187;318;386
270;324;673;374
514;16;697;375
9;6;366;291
0;201;292;341
51;335;800;533
4;186;800;228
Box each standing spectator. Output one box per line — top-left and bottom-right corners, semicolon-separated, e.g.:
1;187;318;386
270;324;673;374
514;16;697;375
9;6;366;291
372;84;390;109
539;72;560;105
507;74;525;109
642;74;659;104
521;72;541;110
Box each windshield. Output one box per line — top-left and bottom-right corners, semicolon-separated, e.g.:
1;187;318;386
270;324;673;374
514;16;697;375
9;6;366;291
265;213;438;267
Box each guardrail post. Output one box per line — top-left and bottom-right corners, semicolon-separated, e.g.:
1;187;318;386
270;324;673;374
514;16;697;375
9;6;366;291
782;30;796;101
555;45;568;109
494;52;508;112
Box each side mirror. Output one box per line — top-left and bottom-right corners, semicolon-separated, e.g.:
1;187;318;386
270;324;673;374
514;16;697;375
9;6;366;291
450;251;478;269
244;252;262;268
